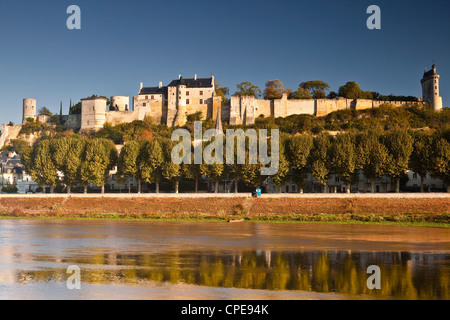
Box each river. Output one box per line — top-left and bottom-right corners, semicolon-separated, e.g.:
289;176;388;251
0;219;449;299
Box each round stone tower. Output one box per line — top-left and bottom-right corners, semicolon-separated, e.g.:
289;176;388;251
23;98;37;124
421;64;443;111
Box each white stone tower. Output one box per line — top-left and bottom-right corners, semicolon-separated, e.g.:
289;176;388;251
421;64;443;111
80;97;108;131
23;98;36;124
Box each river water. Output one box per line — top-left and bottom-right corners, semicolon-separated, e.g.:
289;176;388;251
0;219;449;300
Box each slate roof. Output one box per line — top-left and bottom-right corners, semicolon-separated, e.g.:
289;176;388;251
139;86;168;95
423;65;437;78
167;77;213;88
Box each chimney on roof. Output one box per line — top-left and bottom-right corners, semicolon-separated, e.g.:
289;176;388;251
211;76;215;86
194;74;197;80
140;82;143;91
179;73;182;79
159;81;162;89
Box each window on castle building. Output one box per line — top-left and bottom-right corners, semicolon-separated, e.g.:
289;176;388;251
186;91;189;96
143;103;146;106
186;99;190;104
413;173;417;179
200;99;203;104
151;95;154;99
145;95;148;99
335;176;340;182
200;91;203;95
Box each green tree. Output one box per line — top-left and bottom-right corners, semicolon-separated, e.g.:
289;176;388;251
338;81;363;99
327;91;338;99
69;101;81;115
237;158;263;189
358;131;389;193
140;138;164;193
235;81;261;97
38;107;53;116
1;139;30;157
286;134;313;193
264;79;285;100
332;133;357;193
215;82;230;102
80;138;117;194
24;139;58;193
271;144;290;193
118;140;144;193
161;139;182;193
51;137;85;194
410;131;432;192
291;88;312;100
383;129;414;193
429;133;450;192
311;133;332;192
299;80;330;99
49;115;61;125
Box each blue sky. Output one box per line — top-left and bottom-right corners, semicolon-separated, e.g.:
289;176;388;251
0;0;449;124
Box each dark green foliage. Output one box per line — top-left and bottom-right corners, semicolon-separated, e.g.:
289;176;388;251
1;185;18;193
19;119;46;135
69;102;81;115
1;139;30;156
38;107;52;116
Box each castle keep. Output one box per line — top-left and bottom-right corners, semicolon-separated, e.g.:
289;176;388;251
421;64;443;111
0;64;443;148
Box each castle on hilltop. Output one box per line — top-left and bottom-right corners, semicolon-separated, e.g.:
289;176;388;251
0;64;443;148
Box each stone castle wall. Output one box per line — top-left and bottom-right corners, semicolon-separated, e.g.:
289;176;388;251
0;124;23;149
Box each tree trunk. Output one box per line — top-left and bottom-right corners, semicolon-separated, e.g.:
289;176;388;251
175;181;179;194
420;176;424;193
323;184;327;193
395;178;400;193
101;185;105;194
195;177;198;193
371;180;375;193
214;180;219;193
156;181;160;194
50;185;55;194
138;179;141;194
279;185;282;193
84;185;88;194
234;179;238;193
67;185;71;194
346;183;351;193
447;185;450;193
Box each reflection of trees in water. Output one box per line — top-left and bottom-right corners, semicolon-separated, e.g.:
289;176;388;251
14;251;449;299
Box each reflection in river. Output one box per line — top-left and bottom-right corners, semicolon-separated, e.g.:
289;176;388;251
0;220;449;299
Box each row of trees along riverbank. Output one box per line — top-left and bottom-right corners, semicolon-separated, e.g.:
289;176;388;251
21;124;449;194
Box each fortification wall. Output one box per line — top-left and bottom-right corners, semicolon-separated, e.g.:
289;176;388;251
111;96;130;111
354;99;373;110
106;110;139;126
63;114;81;130
255;99;272;118
0;124;22;149
286;99;315;117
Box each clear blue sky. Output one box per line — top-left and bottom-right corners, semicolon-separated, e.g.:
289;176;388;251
0;0;449;124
